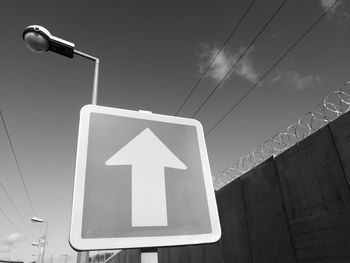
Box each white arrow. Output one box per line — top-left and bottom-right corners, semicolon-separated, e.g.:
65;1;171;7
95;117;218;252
105;128;187;227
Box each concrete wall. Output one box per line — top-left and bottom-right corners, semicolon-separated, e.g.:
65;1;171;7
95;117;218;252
106;111;350;262
216;177;251;263
241;158;296;262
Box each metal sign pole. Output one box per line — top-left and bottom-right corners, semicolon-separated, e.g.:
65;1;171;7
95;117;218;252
141;248;158;263
76;251;89;263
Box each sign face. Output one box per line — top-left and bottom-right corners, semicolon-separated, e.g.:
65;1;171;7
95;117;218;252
70;105;221;250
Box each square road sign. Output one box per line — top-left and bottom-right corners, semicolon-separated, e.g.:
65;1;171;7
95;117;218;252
69;105;221;250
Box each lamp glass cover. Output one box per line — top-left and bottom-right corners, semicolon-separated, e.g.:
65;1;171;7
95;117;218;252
24;32;49;53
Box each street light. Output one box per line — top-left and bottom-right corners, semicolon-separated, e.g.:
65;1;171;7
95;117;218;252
31;217;48;263
24;25;94;261
23;25;100;105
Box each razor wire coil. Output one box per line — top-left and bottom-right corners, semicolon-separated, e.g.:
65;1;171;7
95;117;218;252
214;85;350;190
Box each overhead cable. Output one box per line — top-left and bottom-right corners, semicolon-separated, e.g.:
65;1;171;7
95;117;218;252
214;86;350;190
0;111;38;218
205;0;341;137
0;180;38;239
0;205;30;243
174;0;257;116
192;0;288;118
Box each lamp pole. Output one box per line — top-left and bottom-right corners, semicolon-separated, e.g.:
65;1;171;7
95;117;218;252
73;50;99;105
23;25;100;105
24;25;96;261
32;241;41;263
42;221;49;263
31;217;49;263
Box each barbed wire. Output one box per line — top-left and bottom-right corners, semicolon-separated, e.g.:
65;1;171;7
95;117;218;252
213;83;350;190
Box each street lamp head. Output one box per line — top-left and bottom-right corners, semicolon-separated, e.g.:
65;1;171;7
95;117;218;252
23;25;51;53
32;242;39;246
21;23;99;105
23;25;75;58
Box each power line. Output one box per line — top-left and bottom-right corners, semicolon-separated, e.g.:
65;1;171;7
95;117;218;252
192;0;288;118
0;111;38;218
205;0;341;137
174;0;257;116
0;205;30;243
0;180;38;239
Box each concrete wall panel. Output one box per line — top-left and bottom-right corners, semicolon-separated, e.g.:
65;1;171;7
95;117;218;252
275;122;350;261
330;112;350;187
216;179;251;262
276;125;350;219
241;158;296;263
290;210;350;262
157;243;223;263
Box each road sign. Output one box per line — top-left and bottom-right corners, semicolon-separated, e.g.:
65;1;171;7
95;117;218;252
69;105;221;251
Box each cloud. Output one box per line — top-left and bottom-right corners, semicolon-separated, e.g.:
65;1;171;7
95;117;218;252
320;0;339;12
196;43;232;82
0;233;25;252
196;43;260;84
319;0;349;21
235;47;260;83
270;69;321;90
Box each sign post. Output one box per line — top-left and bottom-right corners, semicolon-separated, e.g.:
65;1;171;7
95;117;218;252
70;105;221;252
141;248;158;263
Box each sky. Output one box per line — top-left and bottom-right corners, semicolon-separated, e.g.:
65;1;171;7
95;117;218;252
0;0;350;261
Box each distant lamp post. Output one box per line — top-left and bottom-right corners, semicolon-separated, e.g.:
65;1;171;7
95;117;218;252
31;217;48;263
32;241;41;262
22;25;100;105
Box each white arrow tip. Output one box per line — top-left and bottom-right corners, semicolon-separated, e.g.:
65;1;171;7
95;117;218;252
105;128;187;170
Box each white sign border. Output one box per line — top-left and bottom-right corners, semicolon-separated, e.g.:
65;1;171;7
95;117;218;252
70;104;221;251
